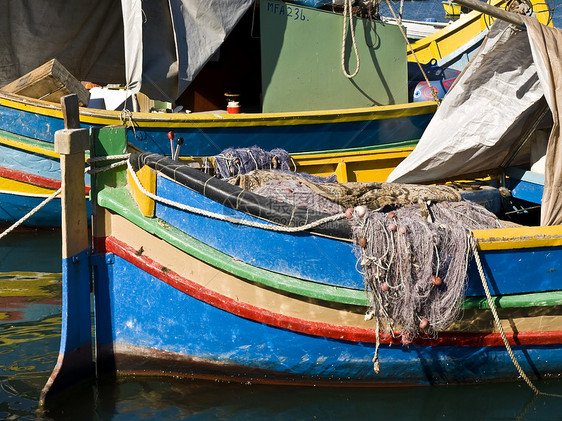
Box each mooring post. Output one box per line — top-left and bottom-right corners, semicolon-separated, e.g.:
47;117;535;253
39;94;93;407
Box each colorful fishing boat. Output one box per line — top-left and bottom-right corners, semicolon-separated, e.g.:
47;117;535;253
40;126;562;406
0;0;551;228
40;10;562;405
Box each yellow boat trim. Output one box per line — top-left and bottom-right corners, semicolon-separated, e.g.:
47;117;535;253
128;165;156;217
0;91;437;128
0;134;59;159
0;176;59;196
408;0;552;64
473;225;562;250
293;144;415;162
293;145;415;182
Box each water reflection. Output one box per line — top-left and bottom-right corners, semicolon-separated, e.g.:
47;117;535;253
41;377;562;421
0;229;62;419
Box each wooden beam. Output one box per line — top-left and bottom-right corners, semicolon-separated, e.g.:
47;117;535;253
452;0;525;27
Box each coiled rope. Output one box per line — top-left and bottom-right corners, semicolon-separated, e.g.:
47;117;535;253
342;0;360;78
469;233;562;398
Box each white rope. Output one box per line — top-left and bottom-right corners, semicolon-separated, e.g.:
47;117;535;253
0;188;62;240
86;154;131;175
127;160;347;233
469;233;562;398
87;154;131;163
342;0;360;79
0;154;131;241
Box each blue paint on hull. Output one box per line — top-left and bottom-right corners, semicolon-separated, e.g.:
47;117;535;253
0;143;62;181
128;113;433;156
0;101;432;155
467;246;562;296
0;192;62;226
0;191;91;227
155;175;361;288
60;251;92;356
154;174;562;296
97;254;562;384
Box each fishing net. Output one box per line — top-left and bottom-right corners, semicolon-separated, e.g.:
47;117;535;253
254;179;347;214
233;168;502;345
213;147;294;178
348;200;502;344
232;169;461;208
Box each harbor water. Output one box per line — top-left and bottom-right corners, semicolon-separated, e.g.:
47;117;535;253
2;1;562;419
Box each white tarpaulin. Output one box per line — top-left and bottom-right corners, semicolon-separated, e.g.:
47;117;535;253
387;20;546;184
387;17;562;225
524;17;562;225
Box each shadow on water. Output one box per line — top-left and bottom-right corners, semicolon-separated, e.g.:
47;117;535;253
40;376;562;421
0;228;62;273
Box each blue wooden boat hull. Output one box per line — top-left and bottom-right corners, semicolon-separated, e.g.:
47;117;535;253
0;92;435;155
0;91;435;227
83;147;562;385
154;173;562;296
95;252;562;385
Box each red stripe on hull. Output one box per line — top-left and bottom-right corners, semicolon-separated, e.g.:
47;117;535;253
104;235;562;348
0;166;90;193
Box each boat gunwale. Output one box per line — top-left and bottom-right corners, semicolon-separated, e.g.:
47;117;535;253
103;231;562;348
0;90;438;127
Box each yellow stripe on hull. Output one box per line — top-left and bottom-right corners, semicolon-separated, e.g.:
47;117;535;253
0;91;437;129
408;0;552;64
474;225;562;250
0;176;58;196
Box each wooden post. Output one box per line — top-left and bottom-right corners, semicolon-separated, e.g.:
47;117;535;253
39;95;93;407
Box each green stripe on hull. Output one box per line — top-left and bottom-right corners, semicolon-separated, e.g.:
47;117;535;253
292;139;420;156
98;186;562;310
0;128;56;151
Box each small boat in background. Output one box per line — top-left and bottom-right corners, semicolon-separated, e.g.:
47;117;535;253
0;0;551;228
442;0;464;18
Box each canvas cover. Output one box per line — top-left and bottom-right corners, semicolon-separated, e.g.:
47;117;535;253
524;17;562;225
387;18;562;225
0;0;125;87
0;0;253;102
122;0;254;101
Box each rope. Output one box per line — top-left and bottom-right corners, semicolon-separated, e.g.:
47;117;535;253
384;0;441;104
341;0;360;79
469;233;562;398
119;109;138;140
87;154;131;175
0;154;131;241
0;188;62;240
127;159;347;233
